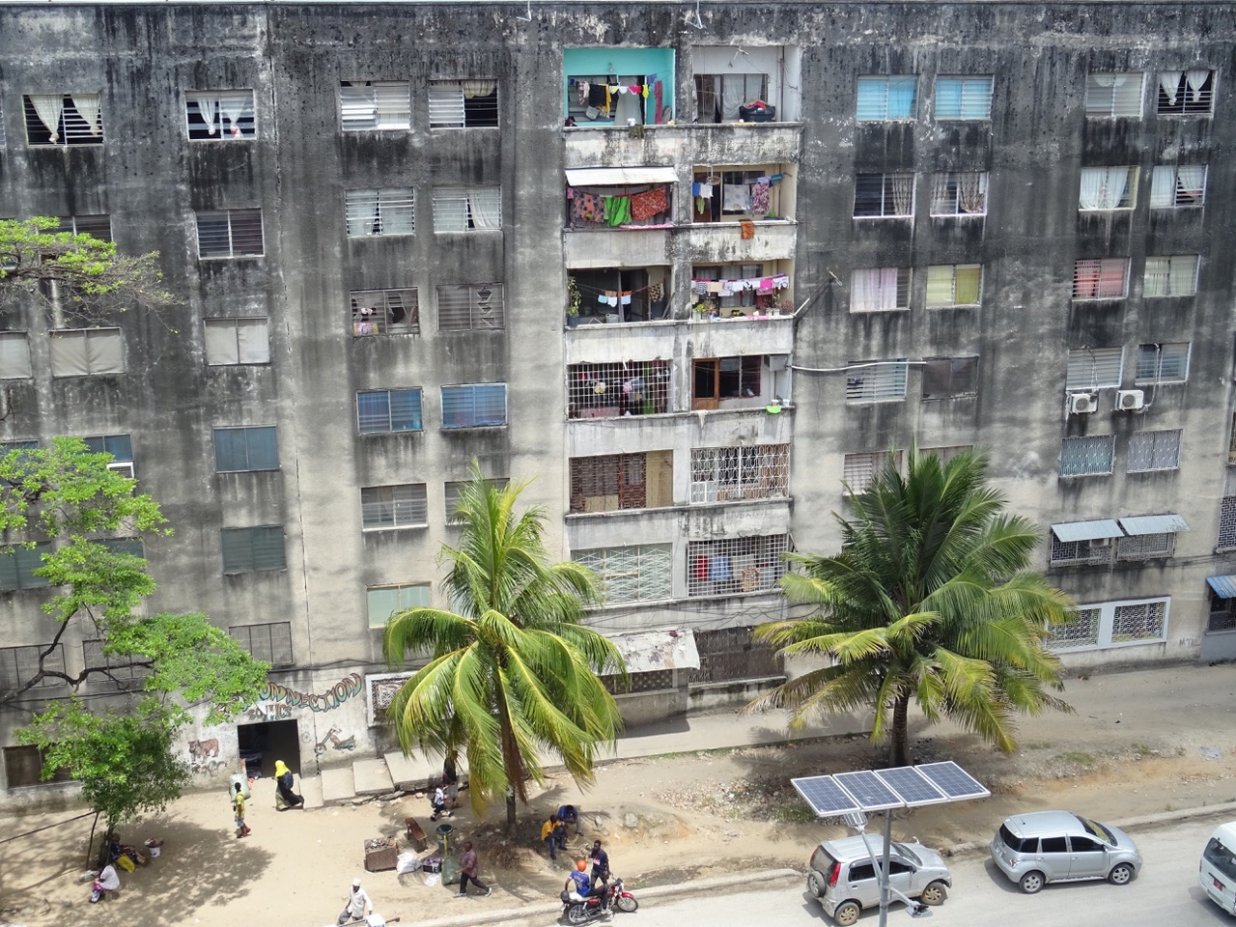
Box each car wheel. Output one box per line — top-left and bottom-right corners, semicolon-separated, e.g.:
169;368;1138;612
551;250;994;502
807;872;827;898
1019;871;1045;894
1108;863;1134;886
834;900;862;926
919;881;948;906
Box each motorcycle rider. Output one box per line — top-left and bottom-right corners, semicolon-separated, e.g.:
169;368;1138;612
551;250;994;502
565;857;610;917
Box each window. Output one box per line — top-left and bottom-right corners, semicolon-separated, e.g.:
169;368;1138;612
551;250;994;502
689;445;790;503
570;451;673;513
1117;532;1176;561
361;484;428;531
350;289;419;336
687;534;790;597
1143;255;1198;297
929;171;988;216
690;168;778;223
345;189;415;237
437;284;505;331
849;268;910;312
1150;165;1206;208
920;444;973;464
0;543;52;590
1221;492;1236;550
221;526;286;574
3;744;73;787
1049;598;1168;650
0;100;5;147
339;80;411;131
204;319;270;365
196;209;263;258
692;356;771;410
568;361;670;418
100;537;143;558
1072;259;1128;299
1156;69;1213;115
1112;599;1168;642
854;173;914;218
444;478;509;524
0;333;32;379
82;638;150;690
1060;435;1115;477
845;359;908;403
1128;430;1182;472
0;642;62;690
55;215;111;241
855;76;917;121
1085;72;1145;117
366;584;430;629
428;80;498;128
925;265;982;307
432;187;502;232
1050;536;1113;567
1048;608;1100;649
842;451;902;495
1065;347;1124;390
1078;167;1138;210
441;384;507;429
185;90;255;140
356;389;422;434
82;434;133;476
574;544;672;605
921;356;979;400
49;328;124;376
228;622;293;666
213;426;278;472
22;93;103;146
696;73;769;122
691;263;783;311
934;76;993;119
1134;343;1189;384
577;266;672;322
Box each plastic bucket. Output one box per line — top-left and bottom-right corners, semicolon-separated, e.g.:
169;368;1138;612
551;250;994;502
435;823;453;855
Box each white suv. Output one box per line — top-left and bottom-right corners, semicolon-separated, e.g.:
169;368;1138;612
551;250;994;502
805;835;951;926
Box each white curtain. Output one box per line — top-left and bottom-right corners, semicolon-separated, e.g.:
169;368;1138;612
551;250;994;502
1159;71;1182;106
1186;69;1210;102
345;193;379;236
1176;165;1205;198
1079;168;1128;209
468;188;501;229
721;75;748;120
1149;167;1174;207
72;93;101;136
28;94;64;143
461;80;495;99
1079;169;1104;209
958;173;986;213
194;94;220;135
931;173;953;214
852;269;898;311
890;174;913;215
220;94;249;137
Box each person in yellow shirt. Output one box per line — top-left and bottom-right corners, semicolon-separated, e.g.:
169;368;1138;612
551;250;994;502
540;813;562;861
232;781;251;838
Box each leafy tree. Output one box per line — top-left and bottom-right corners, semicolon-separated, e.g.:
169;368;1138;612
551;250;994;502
383;470;627;835
748;448;1073;766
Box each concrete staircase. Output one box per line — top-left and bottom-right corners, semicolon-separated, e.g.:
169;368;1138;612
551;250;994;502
299;750;435;807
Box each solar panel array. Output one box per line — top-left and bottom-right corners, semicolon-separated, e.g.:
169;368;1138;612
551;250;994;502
792;761;989;817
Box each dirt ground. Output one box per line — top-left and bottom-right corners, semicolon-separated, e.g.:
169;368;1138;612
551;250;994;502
2;666;1235;927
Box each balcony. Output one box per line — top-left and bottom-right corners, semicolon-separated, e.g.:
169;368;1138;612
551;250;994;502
563;122;802;169
678;220;796;263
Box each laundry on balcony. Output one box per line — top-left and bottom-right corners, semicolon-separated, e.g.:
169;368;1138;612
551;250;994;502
691;273;790;296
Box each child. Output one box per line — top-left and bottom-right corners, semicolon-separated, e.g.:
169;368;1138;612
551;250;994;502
232;781;251;838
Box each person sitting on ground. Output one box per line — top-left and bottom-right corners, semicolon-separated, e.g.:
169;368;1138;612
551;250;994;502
90;863;120;902
565;858;609;913
556;803;579;836
430;781;452;821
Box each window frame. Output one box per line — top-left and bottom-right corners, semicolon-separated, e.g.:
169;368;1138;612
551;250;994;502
213;426;279;473
934;76;994;120
1155;69;1214;116
0;332;33;379
924;264;983;308
204;318;270;365
365;583;431;629
195;208;264;259
431;186;503;233
1149;164;1207;208
574;544;673;605
350;288;420;336
686;534;791;598
427;79;499;129
228;621;294;667
339;80;412;131
220;525;286;575
440;383;508;430
184;89;256;141
1050;597;1169;651
356;388;424;435
928;171;988;217
1142;255;1199;298
1084;72;1145;118
853;173;915;219
48;327;125;377
1077;166;1139;211
1072;258;1129;300
921;355;979;400
344;189;416;238
1060;434;1116;478
849;267;911;312
1065;347;1124;390
436;283;506;332
360;483;429;531
855;76;918;122
22;92;103;147
1134;342;1190;384
845;359;909;403
1127;429;1182;473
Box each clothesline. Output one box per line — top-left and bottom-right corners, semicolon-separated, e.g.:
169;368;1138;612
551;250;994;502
692;273;790;296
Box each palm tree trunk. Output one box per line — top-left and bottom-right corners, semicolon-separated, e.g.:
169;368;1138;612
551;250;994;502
505;789;517;837
890;692;911;766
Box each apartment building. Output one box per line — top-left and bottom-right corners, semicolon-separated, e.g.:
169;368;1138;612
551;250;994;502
0;1;1233;798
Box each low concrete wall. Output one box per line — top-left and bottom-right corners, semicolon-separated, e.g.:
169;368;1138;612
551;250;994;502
689;676;785;712
614;686;688;726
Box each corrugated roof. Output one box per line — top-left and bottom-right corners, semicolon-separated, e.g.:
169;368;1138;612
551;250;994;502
1208;575;1236;599
1050;519;1123;542
1119;514;1189;536
565;166;678;187
608;628;700;673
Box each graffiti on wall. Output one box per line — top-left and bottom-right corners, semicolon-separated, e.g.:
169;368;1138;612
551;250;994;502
187;738;227;775
244;702;294;723
259;673;364;713
314;725;356;755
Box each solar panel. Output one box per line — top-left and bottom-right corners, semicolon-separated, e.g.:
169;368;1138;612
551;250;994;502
875;766;948;807
792;775;861;817
833;770;902;811
917;761;990;800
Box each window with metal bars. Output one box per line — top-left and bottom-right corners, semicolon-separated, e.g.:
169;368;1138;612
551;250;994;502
361;484;428;531
849;267;910;312
929;171;988;216
221;526;286;574
1078;167;1138;210
437;284;504;331
570;451;673;513
349;288;419;336
1060;435;1115;477
1066;347;1124;390
1112;599;1168;641
1116;532;1176;561
1127;429;1181;472
356;389;422;434
339;80;411;131
690;444;789;503
1221;495;1236;550
82;638;151;689
1072;258;1128;299
1209;593;1236;633
921;356;979;399
925;265;982;307
0;643;63;691
1150;165;1206;208
695;73;769;122
692;356;764;409
1047;607;1101;650
49;328;124;376
574;544;672;604
854;173;914;217
365;584;430;629
1085;73;1145;117
0;333;32;380
855;76;917;121
22;93;103;146
687;535;790;597
1143;255;1198;297
432;186;502;232
214;426;278;472
1049;536;1113;567
428;80;498;128
0;543;51;591
1156;70;1213;115
228;622;294;665
444;478;509;524
568;361;670;418
934;76;994;119
1134;343;1190;383
441;383;507;429
842;451;902;495
845;359;908;403
205;318;270;365
185;89;255;140
196;209;263;258
55;215;111;241
345;189;415;237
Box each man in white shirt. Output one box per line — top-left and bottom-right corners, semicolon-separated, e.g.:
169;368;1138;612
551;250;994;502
337;877;373;925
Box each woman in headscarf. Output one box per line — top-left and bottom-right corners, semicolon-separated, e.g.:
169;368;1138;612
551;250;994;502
274;759;304;809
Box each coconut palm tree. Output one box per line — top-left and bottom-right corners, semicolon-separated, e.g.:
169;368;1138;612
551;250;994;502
748;448;1073;766
383;470;626;834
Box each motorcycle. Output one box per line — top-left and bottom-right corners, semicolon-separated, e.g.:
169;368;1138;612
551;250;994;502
561;877;639;925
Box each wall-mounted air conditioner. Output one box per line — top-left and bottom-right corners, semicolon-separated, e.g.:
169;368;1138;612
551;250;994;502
1116;389;1145;411
1068;392;1099;415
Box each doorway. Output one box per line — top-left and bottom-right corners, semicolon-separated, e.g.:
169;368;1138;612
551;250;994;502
236;719;300;779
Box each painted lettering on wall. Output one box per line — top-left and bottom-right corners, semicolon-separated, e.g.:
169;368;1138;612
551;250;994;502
260;672;364;713
244;702;294;722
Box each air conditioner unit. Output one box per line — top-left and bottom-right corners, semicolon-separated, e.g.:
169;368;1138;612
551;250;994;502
1068;392;1099;415
107;461;136;479
1116;389;1145;411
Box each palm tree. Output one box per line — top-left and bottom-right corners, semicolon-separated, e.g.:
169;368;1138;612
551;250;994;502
383;469;627;834
748;448;1073;766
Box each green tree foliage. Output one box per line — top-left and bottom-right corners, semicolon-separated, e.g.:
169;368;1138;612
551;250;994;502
383;469;627;834
749;448;1074;766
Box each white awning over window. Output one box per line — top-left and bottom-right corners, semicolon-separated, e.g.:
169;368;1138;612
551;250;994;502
565;166;678;187
607;628;700;674
1050;519;1123;542
1119;514;1189;535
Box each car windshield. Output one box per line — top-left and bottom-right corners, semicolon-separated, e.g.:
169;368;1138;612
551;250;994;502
1204;838;1236;881
812;846;837;872
892;842;922;866
1076;815;1116;844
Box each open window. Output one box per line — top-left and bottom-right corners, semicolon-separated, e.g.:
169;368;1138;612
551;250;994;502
569;267;669;324
691;166;786;221
691;263;792;317
23;93;103;146
566;167;674;229
691;355;786;410
567;361;671;418
185;90;255;140
564;48;675;126
428;80;498;128
1156;70;1213;115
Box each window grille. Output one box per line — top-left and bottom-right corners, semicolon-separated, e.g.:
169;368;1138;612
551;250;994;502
22;93;103;146
221;526;286;574
1127;429;1181;472
1134;343;1189;383
1149;165;1206;208
55;215;111;241
196;209;263;258
365;584;430;629
1049;536;1113;567
441;384;507;429
1230;413;1236;465
574;544;672;604
340;80;411;130
689;444;789;503
444;478;509;524
82;638;150;689
428;80;499;128
1060;435;1115;477
687;626;783;684
1078;167;1138;210
437;284;505;331
929;171;988;216
925;265;982;307
185;90;255;140
849;268;910;312
361;484;428;530
357;389;423;434
345;189;415;237
0;333;31;380
432;186;502;232
228;622;294;666
213;426;278;472
855;76;918;121
567;361;670;418
1085;73;1144;117
854;173;914;217
570;451;672;513
695;73;769;122
49;328;124;376
0;643;64;691
921;356;979;399
1065;347;1123;390
1072;258;1128;299
1221;495;1236;550
1156;70;1213;115
842;451;902;495
350;288;420;336
1116;532;1175;561
845;359;908;403
1047;608;1101;650
0;543;52;591
934;76;993;119
205;318;270;365
1143;255;1198;297
1209;597;1236;633
687;535;790;597
1112;600;1167;642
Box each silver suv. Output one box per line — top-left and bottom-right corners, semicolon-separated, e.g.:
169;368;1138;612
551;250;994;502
990;811;1142;894
806;835;951;926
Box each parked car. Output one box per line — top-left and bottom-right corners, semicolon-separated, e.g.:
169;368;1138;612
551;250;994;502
1199;821;1236;914
805;835;951;926
990;811;1142;894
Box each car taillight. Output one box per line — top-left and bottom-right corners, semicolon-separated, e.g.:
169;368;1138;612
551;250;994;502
829;863;841;887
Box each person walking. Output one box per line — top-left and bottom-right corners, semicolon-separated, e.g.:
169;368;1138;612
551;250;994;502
456;840;492;898
274;759;304;810
589;839;610;886
232;781;251;838
337;877;373;924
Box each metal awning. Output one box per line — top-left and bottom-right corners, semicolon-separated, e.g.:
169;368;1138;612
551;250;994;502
565;166;678;187
1119;514;1189;536
608;628;699;674
1208;576;1236;599
1051;519;1123;542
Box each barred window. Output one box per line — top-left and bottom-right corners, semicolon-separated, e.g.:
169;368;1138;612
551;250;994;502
1112;600;1167;642
361;484;428;530
56;215;112;241
441;384;507;429
428;80;499;128
568;361;670;418
49;328;125;377
1065;347;1123;390
213;426;278;472
1049;536;1113;567
0;643;64;690
1143;256;1198;297
921;356;978;399
687;535;790;597
1134;342;1189;383
689;444;790;503
221;526;286;574
925;265;982;307
340;80;411;131
228;622;293;666
1060;435;1115;477
1085;73;1144;117
574;544;672;605
854;173;914;217
437;284;505;331
82;638;150;689
1078;167;1138;210
843;451;902;495
855;76;918;121
570;451;673;513
1156;69;1213;115
1220;496;1236;550
350;289;420;336
205;319;270;365
1047;608;1101;650
929;171;988;216
365;584;430;629
196;209;263;258
357;389;423;434
432;186;502;232
934;76;993;119
1072;258;1128;299
0;543;52;590
845;359;908;403
23;92;103;146
345;189;415;237
185;90;255;140
1127;430;1181;472
1150;165;1206;208
1116;532;1175;561
850;268;910;312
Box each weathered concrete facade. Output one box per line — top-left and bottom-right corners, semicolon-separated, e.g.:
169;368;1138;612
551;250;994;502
1;1;1234;797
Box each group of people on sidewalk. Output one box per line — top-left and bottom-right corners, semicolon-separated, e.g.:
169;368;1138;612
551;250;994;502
229;758;305;839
